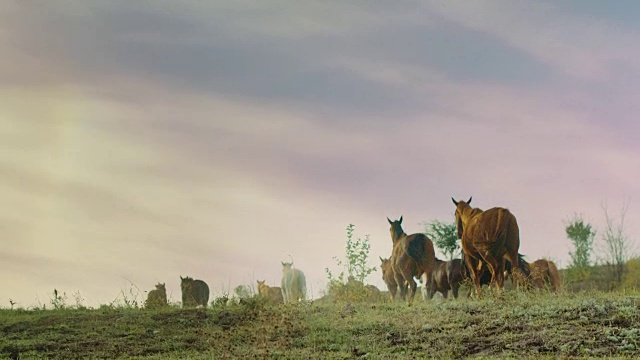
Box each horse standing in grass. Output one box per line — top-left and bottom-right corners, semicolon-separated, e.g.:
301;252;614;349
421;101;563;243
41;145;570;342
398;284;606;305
502;254;563;292
380;257;404;301
452;197;523;296
257;280;284;303
180;276;210;308
424;258;465;300
516;258;560;291
387;216;436;305
281;262;307;304
145;283;167;308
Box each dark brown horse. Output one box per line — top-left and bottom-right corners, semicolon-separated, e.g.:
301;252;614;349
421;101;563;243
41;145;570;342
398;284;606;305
452;197;522;296
387;216;436;305
424;258;465;300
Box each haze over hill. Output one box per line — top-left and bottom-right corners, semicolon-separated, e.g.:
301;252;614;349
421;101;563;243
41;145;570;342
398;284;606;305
1;1;639;307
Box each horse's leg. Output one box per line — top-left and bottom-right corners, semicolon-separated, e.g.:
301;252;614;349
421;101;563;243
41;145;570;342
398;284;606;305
393;272;406;300
442;290;448;299
464;255;482;297
389;285;397;301
452;284;459;299
406;276;417;306
481;252;501;293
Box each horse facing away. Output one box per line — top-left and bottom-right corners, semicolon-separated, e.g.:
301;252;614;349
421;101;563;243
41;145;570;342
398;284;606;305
503;254;562;292
180;276;210;308
452;197;522;296
281;262;307;304
528;259;561;291
257;280;284;303
387;216;436;305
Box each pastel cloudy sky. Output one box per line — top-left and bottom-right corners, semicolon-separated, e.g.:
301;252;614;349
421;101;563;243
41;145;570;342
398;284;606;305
2;1;640;307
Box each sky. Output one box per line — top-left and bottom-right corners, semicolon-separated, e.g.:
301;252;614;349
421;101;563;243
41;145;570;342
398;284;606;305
2;1;640;308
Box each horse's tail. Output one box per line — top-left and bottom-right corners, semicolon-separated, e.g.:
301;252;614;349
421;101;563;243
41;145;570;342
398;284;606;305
407;234;435;274
546;260;561;291
517;253;531;277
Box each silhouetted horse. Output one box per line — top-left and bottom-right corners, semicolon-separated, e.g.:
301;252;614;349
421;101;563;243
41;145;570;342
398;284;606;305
452;197;522;296
387;216;436;305
180;276;210;308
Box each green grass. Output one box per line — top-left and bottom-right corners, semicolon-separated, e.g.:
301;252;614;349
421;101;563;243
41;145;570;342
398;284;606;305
2;291;640;359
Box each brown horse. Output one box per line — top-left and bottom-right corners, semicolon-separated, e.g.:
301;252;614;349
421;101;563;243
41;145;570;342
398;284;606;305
452;197;522;296
257;280;284;303
387;216;436;305
380;256;405;301
424;258;465;300
502;254;564;292
528;259;561;291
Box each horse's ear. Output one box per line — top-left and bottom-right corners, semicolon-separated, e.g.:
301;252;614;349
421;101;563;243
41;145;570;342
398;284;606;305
399;216;403;224
387;217;392;225
452;197;458;206
467;196;472;204
379;256;384;262
281;261;285;266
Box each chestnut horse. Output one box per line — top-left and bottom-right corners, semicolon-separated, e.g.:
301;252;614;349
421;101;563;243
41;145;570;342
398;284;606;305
503;255;562;291
387;216;436;305
424;258;465;300
452;197;522;296
527;259;561;291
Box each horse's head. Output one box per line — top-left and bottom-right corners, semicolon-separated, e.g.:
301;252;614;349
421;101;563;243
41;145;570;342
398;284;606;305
379;257;391;275
451;197;472;239
257;280;267;294
180;276;194;291
156;283;166;291
387;216;405;243
281;262;293;271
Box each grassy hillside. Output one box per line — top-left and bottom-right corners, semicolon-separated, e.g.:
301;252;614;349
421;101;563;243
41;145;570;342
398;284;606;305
2;290;640;359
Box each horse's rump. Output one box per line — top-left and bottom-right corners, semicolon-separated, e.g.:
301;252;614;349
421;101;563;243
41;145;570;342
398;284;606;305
281;266;307;303
406;234;436;275
181;277;210;307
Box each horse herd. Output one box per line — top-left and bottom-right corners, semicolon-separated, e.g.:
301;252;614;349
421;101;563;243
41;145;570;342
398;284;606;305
145;197;559;308
380;197;561;305
144;263;308;308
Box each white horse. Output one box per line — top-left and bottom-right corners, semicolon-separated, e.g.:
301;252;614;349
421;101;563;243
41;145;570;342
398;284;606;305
281;262;307;304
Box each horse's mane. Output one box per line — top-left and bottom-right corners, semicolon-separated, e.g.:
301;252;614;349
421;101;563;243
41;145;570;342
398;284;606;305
466;206;484;218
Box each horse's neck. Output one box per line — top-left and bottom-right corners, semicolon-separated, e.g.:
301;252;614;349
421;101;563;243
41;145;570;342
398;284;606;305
461;207;483;225
392;232;407;245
